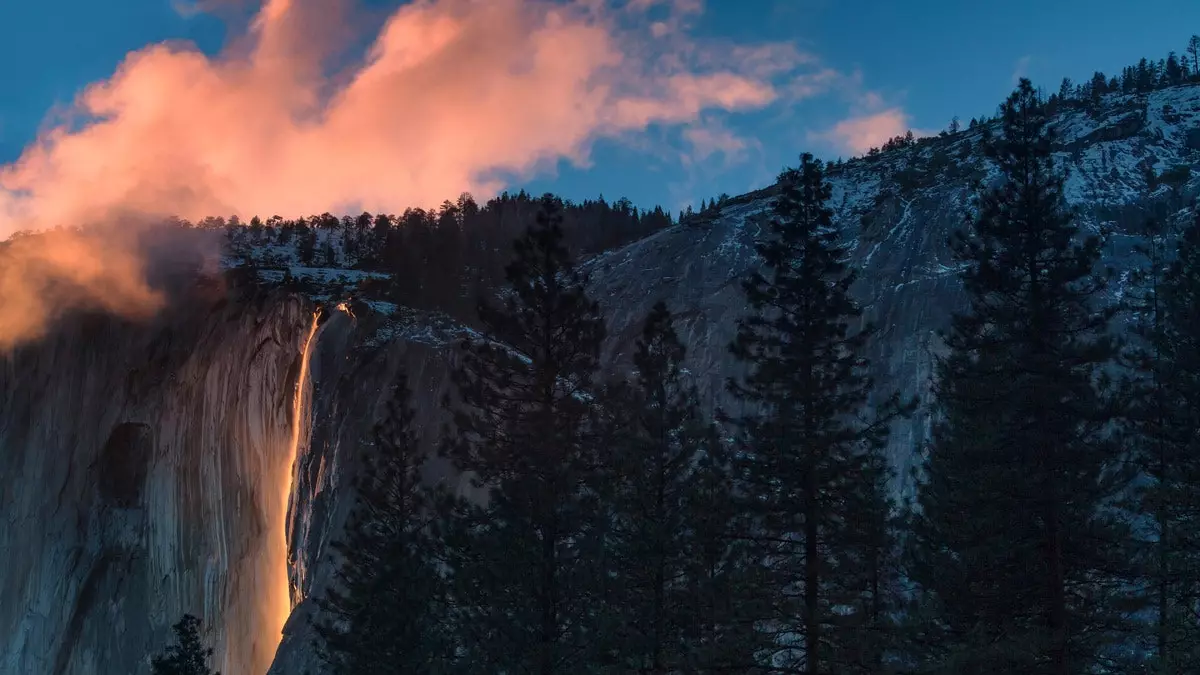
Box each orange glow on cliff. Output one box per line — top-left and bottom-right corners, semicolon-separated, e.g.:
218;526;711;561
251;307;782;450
261;308;322;672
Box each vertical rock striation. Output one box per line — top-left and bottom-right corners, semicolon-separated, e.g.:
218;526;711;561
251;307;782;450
0;288;313;674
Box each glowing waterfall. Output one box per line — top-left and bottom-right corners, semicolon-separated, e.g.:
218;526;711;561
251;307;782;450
261;308;322;672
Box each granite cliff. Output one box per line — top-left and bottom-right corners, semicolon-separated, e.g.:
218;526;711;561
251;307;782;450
2;83;1199;674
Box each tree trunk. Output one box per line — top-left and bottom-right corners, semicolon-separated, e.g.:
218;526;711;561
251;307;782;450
653;451;666;673
1046;498;1068;675
541;516;558;675
806;471;820;675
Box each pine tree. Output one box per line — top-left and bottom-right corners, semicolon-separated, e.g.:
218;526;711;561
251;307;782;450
908;79;1128;675
606;301;762;672
1190;36;1200;81
607;302;696;671
682;421;771;673
151;614;218;675
440;195;608;674
312;372;454;674
1165;52;1184;86
1137;58;1155;92
1058;77;1073;101
1123;212;1200;673
297;226;317;266
728;153;912;674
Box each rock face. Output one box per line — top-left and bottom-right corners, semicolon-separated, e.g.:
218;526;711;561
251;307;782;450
589;84;1200;495
1;85;1199;674
0;284;311;675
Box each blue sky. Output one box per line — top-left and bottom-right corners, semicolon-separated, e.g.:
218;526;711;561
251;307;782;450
2;0;1198;215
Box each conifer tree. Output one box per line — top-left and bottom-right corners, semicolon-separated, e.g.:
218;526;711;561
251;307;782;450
908;79;1129;675
682;421;771;673
1123;211;1200;673
1165;52;1184;86
604;302;768;672
312;372;454;674
605;302;700;672
728;153;911;674
150;614;218;675
1190;36;1200;81
1058;77;1073;101
440;195;608;674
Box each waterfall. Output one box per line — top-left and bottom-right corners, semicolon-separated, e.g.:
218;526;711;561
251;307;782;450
260;308;322;673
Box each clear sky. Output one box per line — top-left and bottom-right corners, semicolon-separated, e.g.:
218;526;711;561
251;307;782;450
1;0;1198;219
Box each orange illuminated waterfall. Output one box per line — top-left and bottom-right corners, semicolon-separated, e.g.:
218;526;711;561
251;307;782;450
260;308;322;672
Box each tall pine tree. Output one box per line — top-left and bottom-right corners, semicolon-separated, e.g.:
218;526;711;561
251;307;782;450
606;302;768;673
728;153;911;674
681;421;771;673
908;79;1129;675
440;195;608;674
606;302;703;672
1122;211;1200;673
150;614;218;675
312;372;454;674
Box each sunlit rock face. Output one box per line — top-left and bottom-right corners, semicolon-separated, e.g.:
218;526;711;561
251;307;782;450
267;306;464;675
1;84;1198;675
0;286;313;675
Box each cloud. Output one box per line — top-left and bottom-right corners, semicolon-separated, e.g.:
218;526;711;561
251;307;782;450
800;69;938;157
0;227;166;351
1011;55;1032;85
0;0;806;233
682;120;752;166
810;108;912;155
0;0;811;348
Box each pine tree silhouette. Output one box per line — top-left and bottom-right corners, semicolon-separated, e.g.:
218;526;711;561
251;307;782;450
908;79;1130;675
728;153;911;674
150;614;218;675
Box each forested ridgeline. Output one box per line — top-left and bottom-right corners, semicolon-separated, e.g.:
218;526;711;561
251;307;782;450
153;78;1200;674
211;191;674;318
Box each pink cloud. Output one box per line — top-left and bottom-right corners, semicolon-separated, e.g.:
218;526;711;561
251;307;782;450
811;107;914;155
682;121;752;165
0;0;813;349
0;0;801;235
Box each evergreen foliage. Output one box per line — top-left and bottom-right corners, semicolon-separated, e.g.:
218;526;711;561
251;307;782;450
150;614;218;675
311;372;454;674
907;79;1131;675
727;153;912;674
605;302;766;672
1122;211;1200;673
440;195;609;674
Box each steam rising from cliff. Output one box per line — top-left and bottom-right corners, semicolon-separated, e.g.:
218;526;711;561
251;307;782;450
0;0;809;347
0;228;164;350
